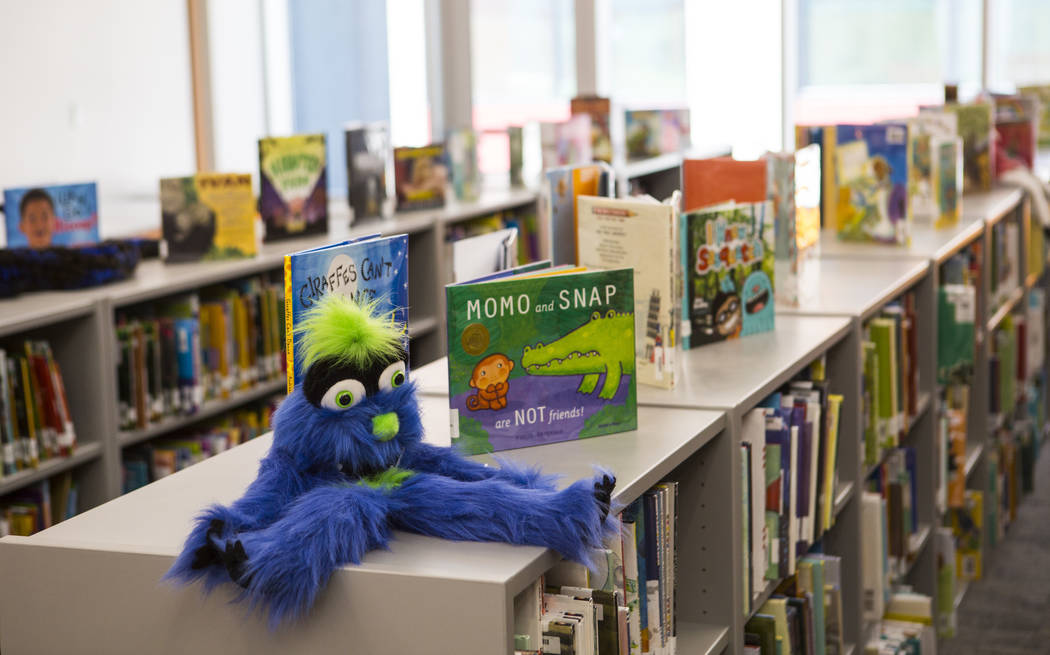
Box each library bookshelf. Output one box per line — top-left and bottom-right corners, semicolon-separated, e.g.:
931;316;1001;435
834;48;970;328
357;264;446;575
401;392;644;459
0;182;1042;655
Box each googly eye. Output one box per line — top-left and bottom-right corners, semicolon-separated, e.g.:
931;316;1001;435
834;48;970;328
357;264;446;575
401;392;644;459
378;361;407;391
320;379;367;410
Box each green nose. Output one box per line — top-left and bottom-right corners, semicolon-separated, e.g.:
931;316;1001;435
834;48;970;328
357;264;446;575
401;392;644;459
372;412;399;441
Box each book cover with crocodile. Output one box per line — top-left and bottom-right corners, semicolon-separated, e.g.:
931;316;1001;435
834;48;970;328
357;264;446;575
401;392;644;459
445;268;636;454
680;200;775;349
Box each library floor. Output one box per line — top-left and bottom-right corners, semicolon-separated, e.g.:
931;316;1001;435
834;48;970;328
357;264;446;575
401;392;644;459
941;446;1050;655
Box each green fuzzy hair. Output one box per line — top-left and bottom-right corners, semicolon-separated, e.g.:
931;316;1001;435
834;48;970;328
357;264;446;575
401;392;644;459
295;294;405;370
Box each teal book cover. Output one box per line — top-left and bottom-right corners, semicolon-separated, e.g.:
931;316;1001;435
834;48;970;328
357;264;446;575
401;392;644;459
680;201;775;348
445;268;636;454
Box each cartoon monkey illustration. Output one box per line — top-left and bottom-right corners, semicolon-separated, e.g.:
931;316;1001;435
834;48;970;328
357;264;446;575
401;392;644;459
466;353;514;411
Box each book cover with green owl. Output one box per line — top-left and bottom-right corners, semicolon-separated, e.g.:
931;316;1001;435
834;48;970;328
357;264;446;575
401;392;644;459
445;268;636;454
680;201;775;349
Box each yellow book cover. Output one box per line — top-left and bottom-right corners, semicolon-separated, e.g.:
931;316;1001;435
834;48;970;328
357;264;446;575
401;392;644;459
160;173;257;262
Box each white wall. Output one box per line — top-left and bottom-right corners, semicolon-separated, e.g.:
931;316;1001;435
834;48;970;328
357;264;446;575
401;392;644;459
0;0;196;241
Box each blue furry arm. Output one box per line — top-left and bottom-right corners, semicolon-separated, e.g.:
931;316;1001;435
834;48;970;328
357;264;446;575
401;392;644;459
167;448;329;587
399;442;559;489
232;482;393;626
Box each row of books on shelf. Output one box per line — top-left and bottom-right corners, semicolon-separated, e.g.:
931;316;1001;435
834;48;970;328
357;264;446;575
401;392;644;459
0;341;75;478
115;276;284;431
121;398;277;493
0;472;77;537
740;360;845;617
514;482;678;655
988;217;1021;311
866;448;922;581
744;553;845;655
861;293;921;468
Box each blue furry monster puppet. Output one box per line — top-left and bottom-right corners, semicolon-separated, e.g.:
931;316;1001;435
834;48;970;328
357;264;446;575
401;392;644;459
167;295;617;625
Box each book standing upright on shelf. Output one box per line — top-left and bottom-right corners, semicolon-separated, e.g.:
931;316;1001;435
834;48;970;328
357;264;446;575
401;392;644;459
345;121;392;221
922;102;995;192
283;235;409;392
1017;85;1050;147
445;267;636;455
259;134;328;241
3;182;99;249
545;163;614;266
994;94;1039;171
446;128;481;202
160;173;257;262
576;194;679;389
769;145;821;307
394;144;448;211
540;115;593;170
680;201;775;348
570;96;613;163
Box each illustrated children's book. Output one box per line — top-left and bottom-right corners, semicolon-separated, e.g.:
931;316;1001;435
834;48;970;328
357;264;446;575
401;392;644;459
769;144;821;307
540;115;593;171
680;201;775;348
994;94;1038;171
934;137;963;229
283;234;409;391
907;112;958;225
545;163;614;266
508;126;525;188
826;123;910;245
446;128;481;202
624;109;691;160
923;102;994;192
160;173;257;262
445;267;636;454
258;133;328;241
3;182;99;249
576;194;678;389
394;144;448;211
1017;85;1050;147
345;121;392;222
571;96;613;163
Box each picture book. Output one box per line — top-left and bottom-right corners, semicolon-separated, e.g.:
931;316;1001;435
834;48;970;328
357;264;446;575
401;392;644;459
923;102;994;192
393;144;448;211
447;128;481;202
624;109;691;160
508;126;525;188
160;173;257;262
570;96;613;163
907;124;937;223
769;145;821;307
576;195;678;389
681;157;766;213
1017;84;1050;147
284;234;409;391
680;201;775;348
934;136;963;228
827;123;910;245
3;182;99;249
445;268;636;455
344;121;391;221
994;94;1038;171
258;133;328;241
545;163;613;266
540;115;593;170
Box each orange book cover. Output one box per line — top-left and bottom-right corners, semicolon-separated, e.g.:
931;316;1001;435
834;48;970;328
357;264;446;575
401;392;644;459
682;157;767;212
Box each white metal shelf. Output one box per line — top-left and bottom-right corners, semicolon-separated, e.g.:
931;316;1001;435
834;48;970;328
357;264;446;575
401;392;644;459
778;257;930;322
0;441;103;497
117;378;286;448
678;621;729;655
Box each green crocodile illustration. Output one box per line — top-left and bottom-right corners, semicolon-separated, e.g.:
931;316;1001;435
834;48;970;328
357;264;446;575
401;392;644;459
521;309;635;400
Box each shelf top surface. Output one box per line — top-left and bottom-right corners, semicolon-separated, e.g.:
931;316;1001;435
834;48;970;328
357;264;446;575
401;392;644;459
0;287;99;337
778;257;929;321
416;314;851;414
23;397;722;588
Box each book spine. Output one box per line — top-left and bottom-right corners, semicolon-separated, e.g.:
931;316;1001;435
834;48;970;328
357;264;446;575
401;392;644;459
284;254;294;393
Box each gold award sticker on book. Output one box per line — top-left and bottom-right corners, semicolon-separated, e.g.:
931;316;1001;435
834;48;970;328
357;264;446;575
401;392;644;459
461;323;489;356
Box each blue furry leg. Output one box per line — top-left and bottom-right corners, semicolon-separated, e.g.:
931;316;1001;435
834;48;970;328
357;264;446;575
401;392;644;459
388;471;617;566
232;484;394;627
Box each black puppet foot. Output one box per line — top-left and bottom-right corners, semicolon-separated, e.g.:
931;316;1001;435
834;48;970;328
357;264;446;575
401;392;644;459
221;539;251;589
593;473;616;521
189;518;226;570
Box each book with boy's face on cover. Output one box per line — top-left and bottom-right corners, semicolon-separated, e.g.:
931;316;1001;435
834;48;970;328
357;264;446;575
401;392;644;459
445;267;636;455
283;234;409;392
680;201;775;349
259;133;328;241
160;173;257;262
3;182;99;250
